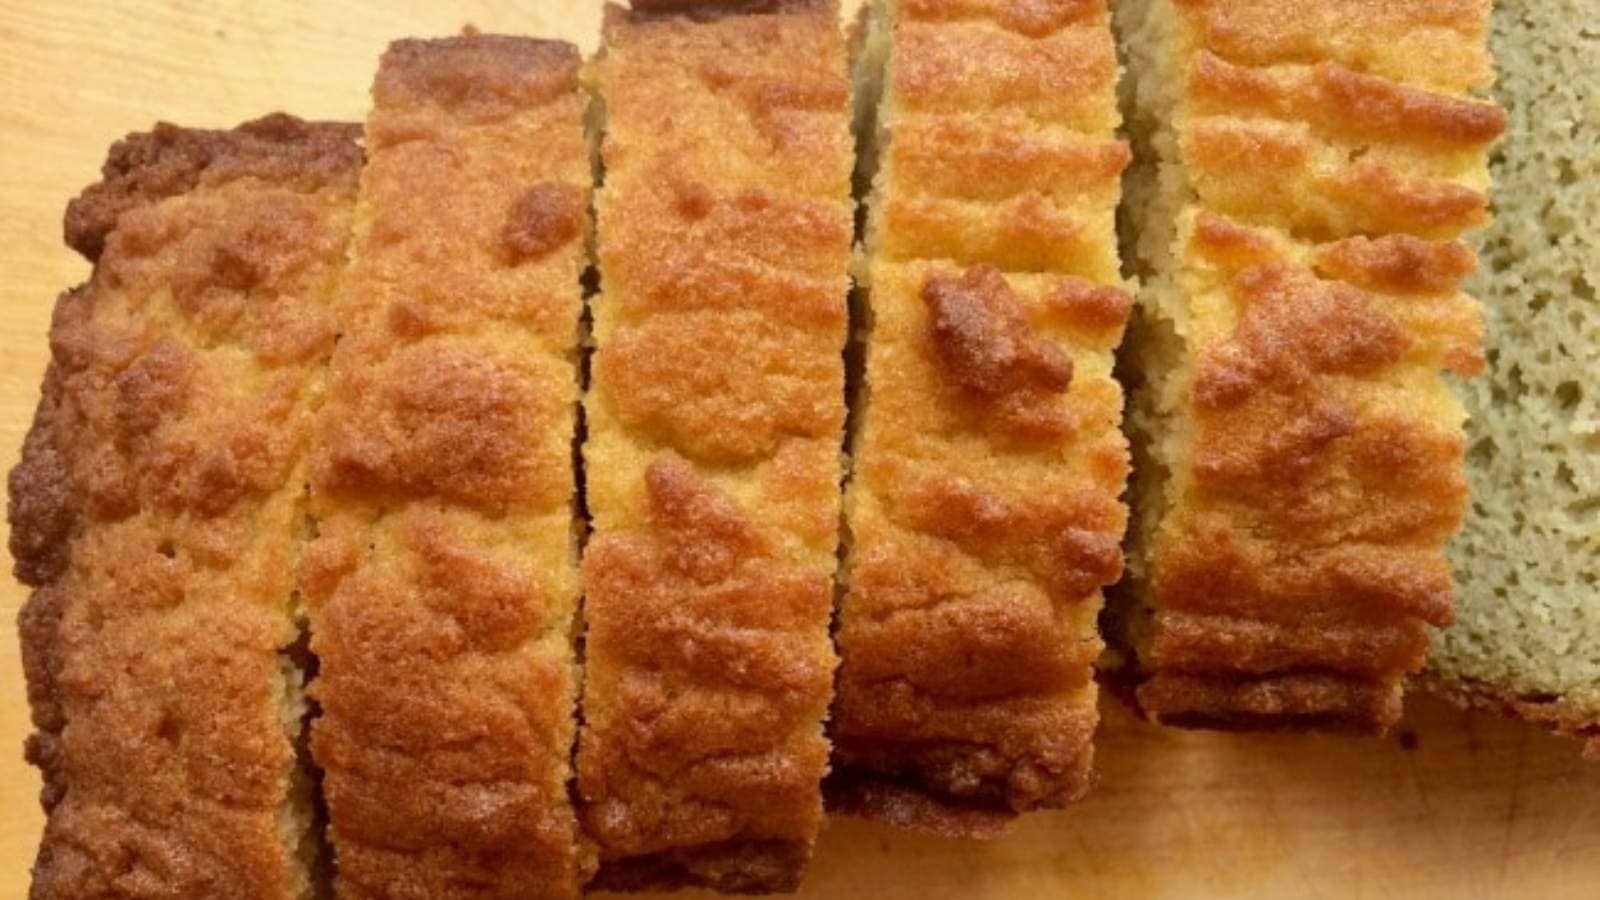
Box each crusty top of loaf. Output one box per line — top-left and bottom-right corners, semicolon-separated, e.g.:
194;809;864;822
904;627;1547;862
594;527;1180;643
1172;0;1494;92
831;0;1129;826
375;34;579;118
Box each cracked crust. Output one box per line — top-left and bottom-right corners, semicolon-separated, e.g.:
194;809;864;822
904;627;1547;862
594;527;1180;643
579;1;850;890
1115;0;1502;732
834;0;1129;831
11;115;360;899
301;35;594;899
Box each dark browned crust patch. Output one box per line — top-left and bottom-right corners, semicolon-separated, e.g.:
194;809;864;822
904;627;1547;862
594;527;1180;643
64;114;360;261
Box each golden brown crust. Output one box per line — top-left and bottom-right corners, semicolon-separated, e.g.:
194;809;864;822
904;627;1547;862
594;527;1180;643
578;457;834;887
1151;612;1429;678
835;0;1128;826
303;35;593;899
581;2;849;890
901;0;1101;37
1188;53;1506;149
1123;0;1502;732
12;116;360;900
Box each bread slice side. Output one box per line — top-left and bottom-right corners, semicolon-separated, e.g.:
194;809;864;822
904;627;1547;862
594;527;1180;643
576;1;852;891
300;35;595;897
1111;0;1505;732
1427;0;1600;755
10;115;361;900
829;0;1133;832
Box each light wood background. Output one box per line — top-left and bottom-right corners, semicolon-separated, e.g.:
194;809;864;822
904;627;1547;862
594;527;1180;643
0;2;1594;898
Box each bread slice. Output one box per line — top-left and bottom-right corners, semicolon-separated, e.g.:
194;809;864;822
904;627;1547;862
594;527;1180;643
301;36;594;896
1110;0;1505;731
1426;0;1600;754
830;0;1132;833
577;1;852;891
9;115;360;899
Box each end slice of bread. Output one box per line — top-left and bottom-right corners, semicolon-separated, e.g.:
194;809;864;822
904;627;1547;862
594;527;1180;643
11;115;360;900
1426;0;1600;755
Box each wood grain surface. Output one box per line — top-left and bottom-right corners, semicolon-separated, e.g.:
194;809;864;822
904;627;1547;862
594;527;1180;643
0;2;1594;898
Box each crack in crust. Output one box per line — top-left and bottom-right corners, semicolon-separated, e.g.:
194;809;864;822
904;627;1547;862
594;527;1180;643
11;115;360;900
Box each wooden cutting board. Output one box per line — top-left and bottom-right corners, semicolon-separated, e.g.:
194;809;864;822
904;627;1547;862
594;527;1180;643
1;2;1594;897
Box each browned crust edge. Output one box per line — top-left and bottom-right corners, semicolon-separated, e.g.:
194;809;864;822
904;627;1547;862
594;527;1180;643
823;771;1015;840
1132;672;1400;735
588;838;812;894
13;363;75;831
63;113;362;261
1418;673;1600;760
624;0;830;20
13;347;80;900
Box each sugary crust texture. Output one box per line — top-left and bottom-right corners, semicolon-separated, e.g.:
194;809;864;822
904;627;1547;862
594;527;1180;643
1125;0;1503;731
301;36;593;899
579;2;850;891
833;0;1130;831
11;115;360;899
